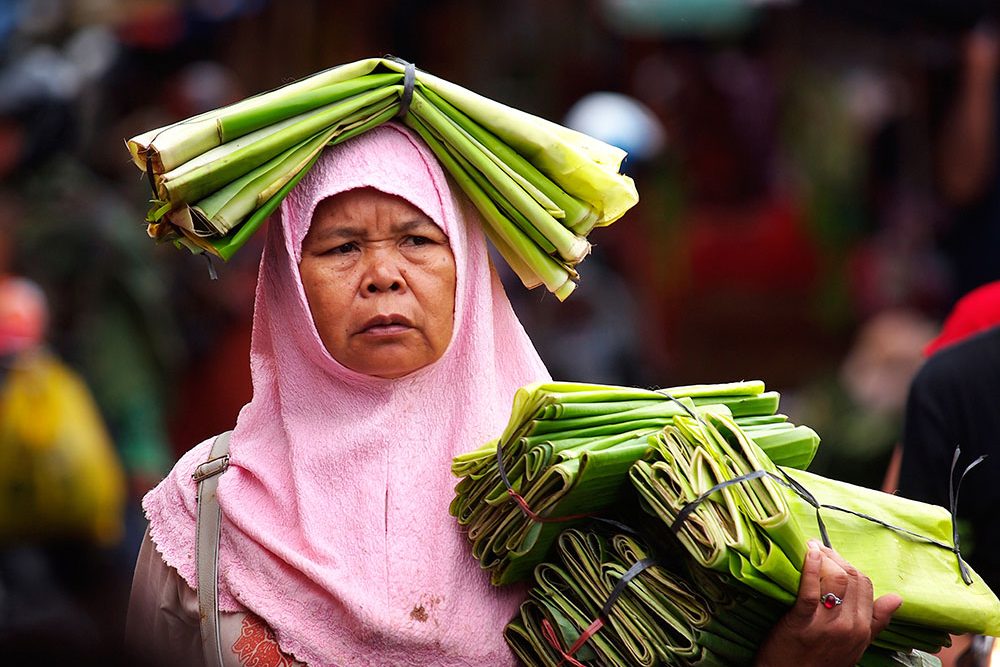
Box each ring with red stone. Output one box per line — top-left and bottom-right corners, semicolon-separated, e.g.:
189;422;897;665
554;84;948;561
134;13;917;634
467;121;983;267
821;593;844;609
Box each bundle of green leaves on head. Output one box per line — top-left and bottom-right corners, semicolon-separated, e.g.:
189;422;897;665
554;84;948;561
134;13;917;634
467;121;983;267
125;57;638;300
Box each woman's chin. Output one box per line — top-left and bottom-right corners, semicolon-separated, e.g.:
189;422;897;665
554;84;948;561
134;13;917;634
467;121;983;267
330;329;447;379
343;349;438;379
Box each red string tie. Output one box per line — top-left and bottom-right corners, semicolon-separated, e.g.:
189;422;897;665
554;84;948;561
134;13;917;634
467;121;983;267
540;617;604;667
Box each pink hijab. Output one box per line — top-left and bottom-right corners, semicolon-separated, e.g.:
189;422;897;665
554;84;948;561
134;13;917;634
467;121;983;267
143;124;550;665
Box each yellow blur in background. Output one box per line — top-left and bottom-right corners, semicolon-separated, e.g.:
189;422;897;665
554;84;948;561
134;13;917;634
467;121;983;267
0;348;125;547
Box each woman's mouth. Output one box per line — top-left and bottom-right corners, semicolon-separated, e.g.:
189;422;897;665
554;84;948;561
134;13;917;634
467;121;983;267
358;315;414;336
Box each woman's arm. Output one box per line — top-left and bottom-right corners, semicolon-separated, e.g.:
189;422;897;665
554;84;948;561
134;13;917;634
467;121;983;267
125;526;205;666
755;541;903;667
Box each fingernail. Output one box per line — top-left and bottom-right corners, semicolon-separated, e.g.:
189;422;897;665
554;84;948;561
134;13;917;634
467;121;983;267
808;549;821;562
807;539;821;550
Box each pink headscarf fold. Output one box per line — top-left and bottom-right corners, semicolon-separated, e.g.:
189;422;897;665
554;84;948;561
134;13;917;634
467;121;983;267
143;124;550;666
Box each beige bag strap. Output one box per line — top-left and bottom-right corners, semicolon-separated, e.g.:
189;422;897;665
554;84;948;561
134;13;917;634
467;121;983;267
193;431;232;667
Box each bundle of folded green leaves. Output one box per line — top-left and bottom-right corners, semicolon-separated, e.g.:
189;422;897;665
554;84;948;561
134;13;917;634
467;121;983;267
126;57;638;300
505;527;943;667
450;380;820;585
629;408;1000;654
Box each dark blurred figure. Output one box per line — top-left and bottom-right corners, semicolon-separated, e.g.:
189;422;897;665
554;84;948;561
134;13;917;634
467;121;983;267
165;227;260;456
937;23;1000;300
0;41;180;661
0;49;180;549
896;282;1000;667
648;45;825;385
897;283;1000;592
504;251;648;386
0;271;131;659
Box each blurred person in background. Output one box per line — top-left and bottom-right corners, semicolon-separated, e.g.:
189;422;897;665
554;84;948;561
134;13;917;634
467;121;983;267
0;46;181;560
787;308;935;490
889;28;1000;665
503;91;662;387
505;252;647;386
936;22;1000;301
895;280;1000;666
154;62;260;457
0;253;130;660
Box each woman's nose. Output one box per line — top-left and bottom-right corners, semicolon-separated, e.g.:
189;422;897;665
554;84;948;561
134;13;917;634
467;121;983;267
365;280;400;293
361;256;405;294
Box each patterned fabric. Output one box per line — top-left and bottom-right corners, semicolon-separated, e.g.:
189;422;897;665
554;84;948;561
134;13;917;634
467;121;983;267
233;616;297;667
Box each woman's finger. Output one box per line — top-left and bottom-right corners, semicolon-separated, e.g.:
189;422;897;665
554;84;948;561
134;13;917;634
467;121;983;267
816;542;858;576
839;553;861;618
817;554;849;610
853;569;875;621
871;594;903;637
792;543;824;619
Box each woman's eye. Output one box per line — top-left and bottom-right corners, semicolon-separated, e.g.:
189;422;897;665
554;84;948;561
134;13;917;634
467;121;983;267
405;235;432;247
329;242;357;255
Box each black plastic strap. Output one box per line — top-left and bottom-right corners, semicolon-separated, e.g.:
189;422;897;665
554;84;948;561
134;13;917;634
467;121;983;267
949;447;986;585
669;469;746;534
540;555;658;664
777;468;833;548
654;389;704;423
668;454;981;585
396;60;416;119
587;516;643;538
205;254;219;280
145;152;158;198
600;557;657;620
496;439;515;491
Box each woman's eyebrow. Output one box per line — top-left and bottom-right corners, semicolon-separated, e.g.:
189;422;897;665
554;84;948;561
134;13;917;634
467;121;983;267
393;218;439;234
310;218;439;243
311;224;366;242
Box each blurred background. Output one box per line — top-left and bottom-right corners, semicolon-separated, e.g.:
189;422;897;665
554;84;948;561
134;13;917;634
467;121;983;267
1;0;998;662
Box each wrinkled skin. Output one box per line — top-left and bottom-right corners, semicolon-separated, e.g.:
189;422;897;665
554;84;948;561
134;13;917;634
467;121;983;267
300;188;456;378
756;541;903;667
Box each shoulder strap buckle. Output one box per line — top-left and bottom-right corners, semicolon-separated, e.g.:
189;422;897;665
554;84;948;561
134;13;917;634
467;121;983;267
192;454;230;483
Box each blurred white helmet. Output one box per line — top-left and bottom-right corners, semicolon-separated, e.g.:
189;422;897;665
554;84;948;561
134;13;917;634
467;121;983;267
564;92;666;163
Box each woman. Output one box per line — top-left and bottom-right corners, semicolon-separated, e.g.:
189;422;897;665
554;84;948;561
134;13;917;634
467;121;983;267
127;124;900;666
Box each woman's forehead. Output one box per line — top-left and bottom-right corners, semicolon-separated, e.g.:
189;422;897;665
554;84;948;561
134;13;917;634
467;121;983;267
282;125;458;261
308;188;446;240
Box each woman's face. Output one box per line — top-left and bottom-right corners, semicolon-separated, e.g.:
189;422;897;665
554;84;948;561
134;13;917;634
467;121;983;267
299;187;457;378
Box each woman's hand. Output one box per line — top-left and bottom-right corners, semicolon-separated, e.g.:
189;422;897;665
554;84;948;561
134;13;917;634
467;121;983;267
755;540;903;667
